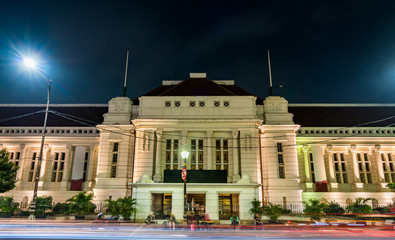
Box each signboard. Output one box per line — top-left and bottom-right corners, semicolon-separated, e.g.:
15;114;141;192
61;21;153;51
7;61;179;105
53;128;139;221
181;168;187;181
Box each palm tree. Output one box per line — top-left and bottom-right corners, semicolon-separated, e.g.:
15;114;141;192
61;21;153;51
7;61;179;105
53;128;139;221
105;197;137;220
117;197;137;220
67;192;96;217
303;199;327;220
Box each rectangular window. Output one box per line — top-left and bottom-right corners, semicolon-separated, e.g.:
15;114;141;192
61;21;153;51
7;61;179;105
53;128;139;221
111;165;117;178
83;151;89;182
191;139;204;170
51;152;65;182
277;143;285;178
28;152;38;182
357;153;372;184
382;153;395;183
111;142;119;178
165;139;179;170
333;153;348;183
215;139;228;170
113;142;119;152
9;152;21;166
309;153;315;183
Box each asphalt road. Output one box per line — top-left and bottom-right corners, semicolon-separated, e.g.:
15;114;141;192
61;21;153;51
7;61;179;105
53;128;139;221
1;223;395;240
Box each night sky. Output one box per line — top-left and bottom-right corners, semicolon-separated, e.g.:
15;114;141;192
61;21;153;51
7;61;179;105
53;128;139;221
0;0;394;104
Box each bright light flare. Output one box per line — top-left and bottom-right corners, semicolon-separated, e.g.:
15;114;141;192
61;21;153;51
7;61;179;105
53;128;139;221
23;57;37;69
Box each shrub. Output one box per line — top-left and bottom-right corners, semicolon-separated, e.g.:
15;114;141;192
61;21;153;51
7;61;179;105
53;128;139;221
303;199;327;220
325;201;345;214
372;207;391;214
52;202;72;215
34;196;53;217
0;196;19;217
346;198;373;214
388;183;395;192
263;203;283;223
248;198;263;216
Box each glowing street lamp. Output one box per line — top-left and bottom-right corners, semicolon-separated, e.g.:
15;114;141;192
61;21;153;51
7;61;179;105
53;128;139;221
23;57;53;220
23;58;37;69
181;150;189;224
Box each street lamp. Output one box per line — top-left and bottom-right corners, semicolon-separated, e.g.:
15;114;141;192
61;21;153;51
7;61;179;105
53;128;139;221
181;151;189;224
23;57;53;220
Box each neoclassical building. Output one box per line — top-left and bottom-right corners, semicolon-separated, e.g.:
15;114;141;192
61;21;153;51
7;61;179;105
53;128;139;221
1;73;394;220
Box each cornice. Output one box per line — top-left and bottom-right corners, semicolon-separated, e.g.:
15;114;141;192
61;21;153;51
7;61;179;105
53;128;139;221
97;125;135;131
132;119;262;126
259;125;300;131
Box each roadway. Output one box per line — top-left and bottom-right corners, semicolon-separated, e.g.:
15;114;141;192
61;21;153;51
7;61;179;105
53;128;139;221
0;221;394;240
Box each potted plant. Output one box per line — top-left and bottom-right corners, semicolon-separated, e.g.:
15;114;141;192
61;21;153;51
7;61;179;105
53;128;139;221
67;192;96;220
0;196;19;218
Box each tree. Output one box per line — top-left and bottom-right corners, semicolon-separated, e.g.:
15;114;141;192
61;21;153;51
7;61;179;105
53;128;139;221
263;203;283;223
303;199;327;220
0;149;19;193
346;198;373;214
248;198;263;216
67;192;96;216
388;183;395;192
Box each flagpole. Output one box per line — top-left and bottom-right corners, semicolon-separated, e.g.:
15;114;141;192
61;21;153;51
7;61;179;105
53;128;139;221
122;49;130;97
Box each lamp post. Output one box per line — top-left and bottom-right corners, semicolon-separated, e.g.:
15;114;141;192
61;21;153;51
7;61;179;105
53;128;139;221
23;57;52;220
181;151;189;224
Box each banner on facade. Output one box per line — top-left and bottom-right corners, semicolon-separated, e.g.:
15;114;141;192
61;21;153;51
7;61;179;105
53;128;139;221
70;146;86;191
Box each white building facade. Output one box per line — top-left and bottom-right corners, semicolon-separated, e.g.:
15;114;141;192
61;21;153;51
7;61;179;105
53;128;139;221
1;73;394;221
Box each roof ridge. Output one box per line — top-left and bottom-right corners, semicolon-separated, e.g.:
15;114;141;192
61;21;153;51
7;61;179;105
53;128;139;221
0;104;108;107
158;77;237;96
289;103;395;107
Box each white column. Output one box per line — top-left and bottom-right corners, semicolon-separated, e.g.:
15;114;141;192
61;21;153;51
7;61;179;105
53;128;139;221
302;146;310;181
206;131;213;170
350;146;361;182
326;147;335;181
153;131;162;182
232;130;240;182
374;146;385;183
311;145;327;182
39;145;50;185
84;145;95;189
181;130;187;169
16;144;26;183
61;144;72;189
39;145;49;179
